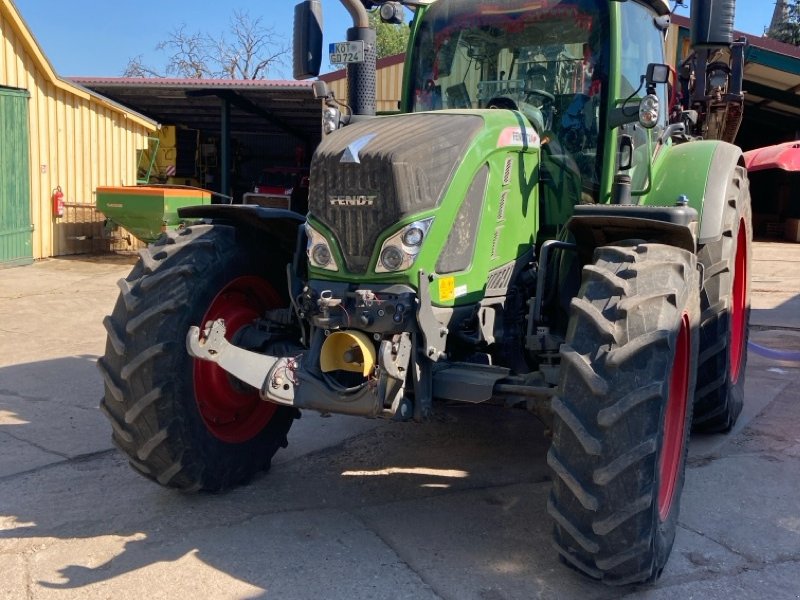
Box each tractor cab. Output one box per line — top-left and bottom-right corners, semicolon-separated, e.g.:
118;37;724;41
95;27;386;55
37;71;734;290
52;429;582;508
406;0;671;209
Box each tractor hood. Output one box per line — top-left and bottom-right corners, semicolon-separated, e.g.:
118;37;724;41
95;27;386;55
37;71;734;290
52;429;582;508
308;112;485;274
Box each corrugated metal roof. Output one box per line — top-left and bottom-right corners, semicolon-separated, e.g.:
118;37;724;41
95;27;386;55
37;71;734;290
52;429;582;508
73;77;315;90
70;77;322;143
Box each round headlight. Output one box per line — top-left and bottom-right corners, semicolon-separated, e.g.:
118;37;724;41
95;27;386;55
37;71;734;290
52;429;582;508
639;94;660;129
380;245;405;271
641;95;659;111
311;243;332;267
402;226;425;247
323;107;339;134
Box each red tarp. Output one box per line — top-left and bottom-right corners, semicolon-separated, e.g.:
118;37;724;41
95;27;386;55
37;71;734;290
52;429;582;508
744;142;800;173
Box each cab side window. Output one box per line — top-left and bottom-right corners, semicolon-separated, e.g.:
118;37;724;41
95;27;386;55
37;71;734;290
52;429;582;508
619;2;668;191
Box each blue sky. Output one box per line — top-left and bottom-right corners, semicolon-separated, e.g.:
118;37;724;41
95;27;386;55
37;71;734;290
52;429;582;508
12;1;777;78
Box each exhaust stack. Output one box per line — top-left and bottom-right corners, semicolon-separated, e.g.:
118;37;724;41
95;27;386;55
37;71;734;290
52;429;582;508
691;0;736;49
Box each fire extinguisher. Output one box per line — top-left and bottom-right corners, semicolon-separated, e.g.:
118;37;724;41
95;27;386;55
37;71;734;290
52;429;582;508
52;186;65;218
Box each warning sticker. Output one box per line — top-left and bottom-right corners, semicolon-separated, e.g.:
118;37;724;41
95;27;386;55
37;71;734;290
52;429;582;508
497;126;540;149
438;277;455;302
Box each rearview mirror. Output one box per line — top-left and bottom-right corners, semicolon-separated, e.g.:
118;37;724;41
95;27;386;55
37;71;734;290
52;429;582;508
293;1;323;80
617;134;633;171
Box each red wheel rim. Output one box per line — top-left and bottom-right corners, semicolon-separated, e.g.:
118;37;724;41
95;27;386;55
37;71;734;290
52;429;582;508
730;220;748;383
658;313;690;521
193;276;281;443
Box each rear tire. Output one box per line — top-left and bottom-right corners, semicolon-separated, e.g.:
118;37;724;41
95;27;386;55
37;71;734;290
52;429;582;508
693;166;751;433
549;243;700;585
98;224;298;491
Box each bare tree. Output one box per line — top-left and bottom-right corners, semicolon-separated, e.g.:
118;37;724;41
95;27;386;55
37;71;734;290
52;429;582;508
158;24;216;78
123;11;288;79
123;55;166;78
215;10;289;79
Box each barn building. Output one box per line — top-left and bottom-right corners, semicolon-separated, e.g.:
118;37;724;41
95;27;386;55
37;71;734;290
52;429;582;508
0;0;156;267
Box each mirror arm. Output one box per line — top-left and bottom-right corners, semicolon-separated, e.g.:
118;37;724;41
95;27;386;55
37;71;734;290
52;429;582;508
607;103;641;129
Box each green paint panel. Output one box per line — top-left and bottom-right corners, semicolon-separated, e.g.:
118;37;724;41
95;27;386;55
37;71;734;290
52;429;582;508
0;87;33;268
645;140;716;214
96;186;211;243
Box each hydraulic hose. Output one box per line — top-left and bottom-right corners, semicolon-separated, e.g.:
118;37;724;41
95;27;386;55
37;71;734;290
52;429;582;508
747;341;800;363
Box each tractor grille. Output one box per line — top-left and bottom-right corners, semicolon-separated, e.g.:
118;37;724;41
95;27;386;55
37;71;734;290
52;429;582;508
309;113;483;274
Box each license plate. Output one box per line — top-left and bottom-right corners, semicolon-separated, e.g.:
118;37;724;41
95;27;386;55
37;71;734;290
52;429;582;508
329;41;365;64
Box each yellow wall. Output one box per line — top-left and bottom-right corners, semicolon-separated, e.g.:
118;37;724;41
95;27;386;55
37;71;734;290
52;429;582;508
326;56;405;114
666;22;682;67
1;1;155;258
374;59;404;113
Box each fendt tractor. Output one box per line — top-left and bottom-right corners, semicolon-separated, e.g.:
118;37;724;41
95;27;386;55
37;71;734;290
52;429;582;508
99;0;751;585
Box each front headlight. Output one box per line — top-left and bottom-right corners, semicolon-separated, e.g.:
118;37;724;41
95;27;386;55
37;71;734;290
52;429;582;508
380;245;405;271
638;94;660;129
323;106;340;135
376;218;434;273
306;223;338;271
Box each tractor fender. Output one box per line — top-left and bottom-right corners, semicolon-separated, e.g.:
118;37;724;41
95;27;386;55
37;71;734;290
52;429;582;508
647;140;744;245
567;205;698;254
177;205;305;265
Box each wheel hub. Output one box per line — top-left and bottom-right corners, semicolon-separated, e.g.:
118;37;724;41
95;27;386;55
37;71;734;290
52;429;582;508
193;276;281;443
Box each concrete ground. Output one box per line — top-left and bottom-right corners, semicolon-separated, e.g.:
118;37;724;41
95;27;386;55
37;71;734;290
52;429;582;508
0;242;798;600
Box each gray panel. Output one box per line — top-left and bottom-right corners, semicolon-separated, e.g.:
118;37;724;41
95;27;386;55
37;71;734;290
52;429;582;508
485;262;515;297
436;165;489;274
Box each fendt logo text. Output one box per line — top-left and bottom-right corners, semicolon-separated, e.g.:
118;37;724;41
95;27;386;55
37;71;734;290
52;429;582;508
329;195;376;207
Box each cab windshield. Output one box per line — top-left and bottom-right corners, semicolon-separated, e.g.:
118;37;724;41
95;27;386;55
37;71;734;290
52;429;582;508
409;0;610;191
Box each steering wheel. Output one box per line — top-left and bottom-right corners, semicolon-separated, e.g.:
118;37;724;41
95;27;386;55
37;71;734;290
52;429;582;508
487;96;546;134
524;89;555;108
486;96;519;110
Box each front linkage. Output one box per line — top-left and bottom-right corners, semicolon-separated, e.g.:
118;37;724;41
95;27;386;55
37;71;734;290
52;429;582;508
187;270;556;422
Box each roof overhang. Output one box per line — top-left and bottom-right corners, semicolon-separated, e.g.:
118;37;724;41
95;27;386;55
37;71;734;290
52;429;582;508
70;78;323;144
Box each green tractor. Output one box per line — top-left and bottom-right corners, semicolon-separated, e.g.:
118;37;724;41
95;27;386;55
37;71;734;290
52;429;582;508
99;0;751;585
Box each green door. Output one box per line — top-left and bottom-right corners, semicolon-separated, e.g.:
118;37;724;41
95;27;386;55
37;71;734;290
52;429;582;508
0;87;33;268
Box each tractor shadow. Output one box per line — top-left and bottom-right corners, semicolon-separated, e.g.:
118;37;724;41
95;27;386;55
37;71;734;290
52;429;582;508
0;352;783;598
0;355;632;599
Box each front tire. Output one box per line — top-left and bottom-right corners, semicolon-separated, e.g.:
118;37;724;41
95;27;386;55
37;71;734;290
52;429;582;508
693;166;752;432
549;243;700;585
98;224;298;491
